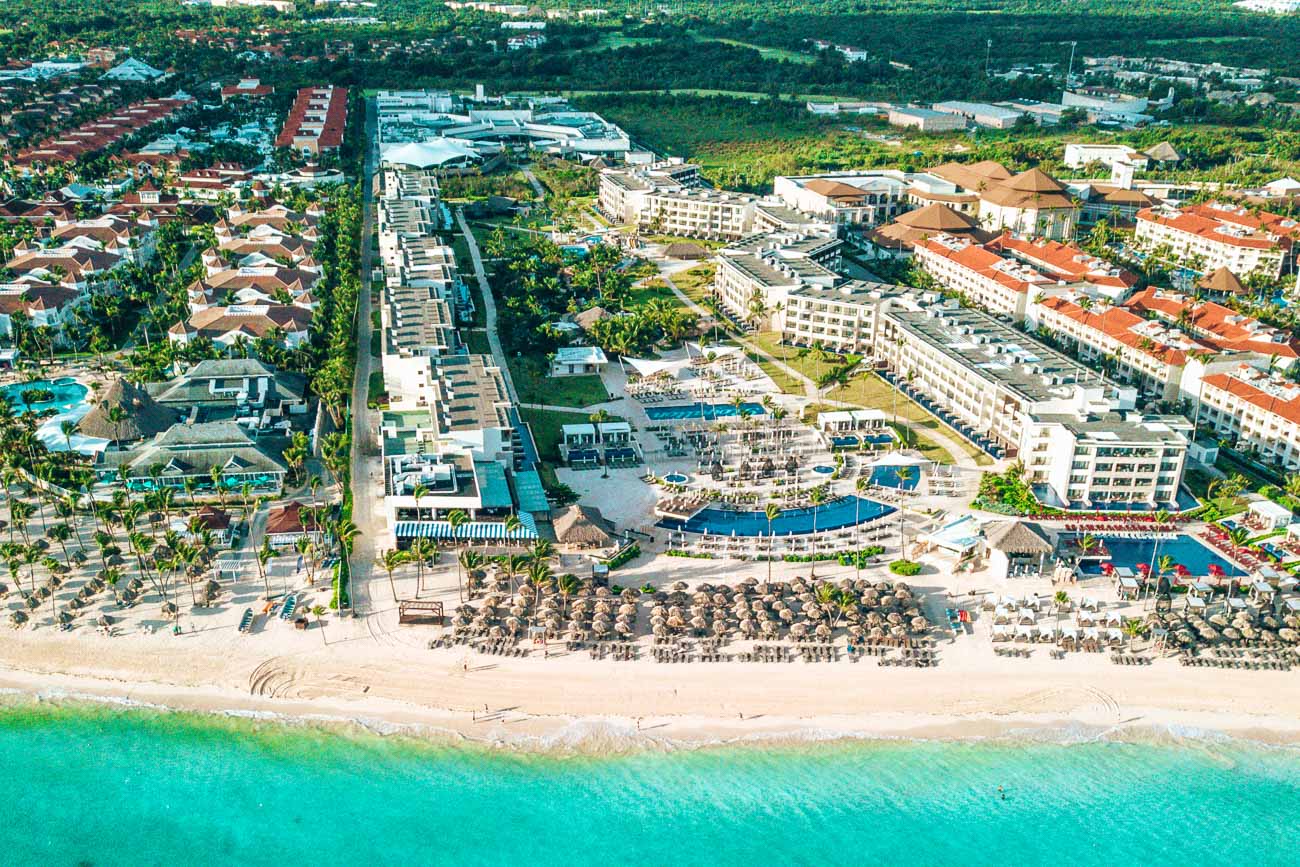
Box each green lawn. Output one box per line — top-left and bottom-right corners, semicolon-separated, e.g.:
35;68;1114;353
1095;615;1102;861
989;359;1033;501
670;264;717;305
693;34;816;65
828;371;993;466
519;406;624;463
512;356;610;408
748;332;842;385
623;278;694;315
462;330;492;355
367;370;385;403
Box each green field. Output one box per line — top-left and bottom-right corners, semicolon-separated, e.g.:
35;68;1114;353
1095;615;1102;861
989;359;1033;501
519;406;624;463
512;356;611;409
829;372;993;466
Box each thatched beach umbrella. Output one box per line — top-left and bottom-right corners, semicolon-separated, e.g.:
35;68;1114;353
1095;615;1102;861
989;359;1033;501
9;611;28;627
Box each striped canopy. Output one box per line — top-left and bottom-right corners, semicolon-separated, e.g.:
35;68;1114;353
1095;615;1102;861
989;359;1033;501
395;513;538;541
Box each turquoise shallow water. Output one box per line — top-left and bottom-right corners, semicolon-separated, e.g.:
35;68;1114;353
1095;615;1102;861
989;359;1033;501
2;703;1299;867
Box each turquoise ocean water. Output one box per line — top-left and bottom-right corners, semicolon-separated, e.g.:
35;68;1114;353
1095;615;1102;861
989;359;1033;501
3;701;1298;866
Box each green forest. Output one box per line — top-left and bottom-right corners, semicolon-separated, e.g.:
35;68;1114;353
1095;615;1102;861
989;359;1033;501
5;0;1300;103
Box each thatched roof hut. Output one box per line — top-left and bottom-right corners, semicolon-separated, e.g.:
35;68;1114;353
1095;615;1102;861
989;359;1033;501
983;520;1053;555
77;378;179;443
663;241;710;260
552;505;617;548
1197;266;1247;296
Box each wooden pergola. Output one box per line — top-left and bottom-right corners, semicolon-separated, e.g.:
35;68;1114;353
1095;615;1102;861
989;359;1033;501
398;600;444;626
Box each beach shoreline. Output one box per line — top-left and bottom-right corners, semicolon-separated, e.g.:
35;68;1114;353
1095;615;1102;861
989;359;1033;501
2;642;1299;754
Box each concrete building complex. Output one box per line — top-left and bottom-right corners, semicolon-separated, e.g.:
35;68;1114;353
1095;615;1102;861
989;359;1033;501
374;113;548;546
879;304;1188;509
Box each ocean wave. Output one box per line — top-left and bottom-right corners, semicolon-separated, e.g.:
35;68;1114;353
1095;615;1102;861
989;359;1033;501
1;685;1297;758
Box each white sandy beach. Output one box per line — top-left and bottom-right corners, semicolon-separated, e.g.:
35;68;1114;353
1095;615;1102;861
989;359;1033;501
3;549;1300;752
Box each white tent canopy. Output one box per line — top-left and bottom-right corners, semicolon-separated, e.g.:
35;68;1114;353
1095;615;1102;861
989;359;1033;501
624;356;694;379
869;453;932;468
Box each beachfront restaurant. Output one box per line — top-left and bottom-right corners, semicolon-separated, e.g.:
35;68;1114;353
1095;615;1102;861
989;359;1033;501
979;520;1054;581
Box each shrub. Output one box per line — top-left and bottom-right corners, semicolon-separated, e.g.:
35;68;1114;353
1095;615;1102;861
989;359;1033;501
889;559;922;576
606;543;641;569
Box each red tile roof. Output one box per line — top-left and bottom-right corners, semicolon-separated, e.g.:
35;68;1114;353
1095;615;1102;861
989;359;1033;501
1124;287;1300;359
275;86;348;151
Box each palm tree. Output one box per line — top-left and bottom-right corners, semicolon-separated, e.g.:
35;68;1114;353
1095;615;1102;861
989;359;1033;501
458;549;485;600
381;549;408;601
1122;617;1146;651
764;501;780;583
310;604;327;645
524;559;553;631
408;538;437;596
1053;590;1070;626
447;508;469;551
295;536;315;587
894;466;914;556
555;572;580;619
256;540;274;597
410;483;429;522
808;488;826;577
529;538;555;567
501;553;529;596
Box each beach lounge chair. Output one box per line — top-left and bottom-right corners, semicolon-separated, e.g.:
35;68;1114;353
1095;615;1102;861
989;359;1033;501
238;607;254;634
279;593;297;621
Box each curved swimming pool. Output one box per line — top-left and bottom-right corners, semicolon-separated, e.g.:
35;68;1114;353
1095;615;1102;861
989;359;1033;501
0;377;88;413
0;377;102;454
658;496;895;537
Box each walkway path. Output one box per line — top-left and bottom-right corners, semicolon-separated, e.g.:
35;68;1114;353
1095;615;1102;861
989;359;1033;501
456;207;520;405
455;208;545;470
656;265;983;471
521;166;546;199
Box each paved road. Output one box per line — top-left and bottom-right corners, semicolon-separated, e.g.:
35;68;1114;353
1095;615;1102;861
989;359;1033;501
347;97;383;618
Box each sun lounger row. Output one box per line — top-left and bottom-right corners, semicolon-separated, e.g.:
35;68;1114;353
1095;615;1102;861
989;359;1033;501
878;657;935;668
1109;654;1152;666
1180;656;1290;671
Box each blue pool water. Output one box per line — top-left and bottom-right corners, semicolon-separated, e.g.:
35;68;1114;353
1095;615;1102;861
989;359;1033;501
870;465;921;490
1072;534;1244;577
0;376;88;413
663;472;689;484
812;465;835;474
830;432;895;448
659;495;894;536
2;703;1298;866
645;402;766;421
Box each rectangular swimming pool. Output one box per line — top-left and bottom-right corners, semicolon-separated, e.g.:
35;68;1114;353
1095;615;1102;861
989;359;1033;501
1070;534;1244;577
644;402;766;421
